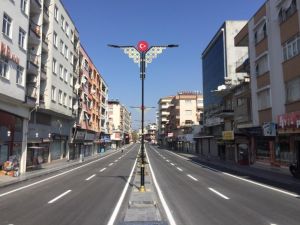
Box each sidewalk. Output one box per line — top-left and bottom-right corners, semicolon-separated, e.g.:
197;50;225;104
167;149;300;188
0;148;118;188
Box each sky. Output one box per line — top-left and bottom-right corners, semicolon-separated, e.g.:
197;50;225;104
62;0;264;130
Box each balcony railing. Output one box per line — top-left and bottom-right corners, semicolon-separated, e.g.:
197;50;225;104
27;53;39;67
29;21;41;38
236;53;249;69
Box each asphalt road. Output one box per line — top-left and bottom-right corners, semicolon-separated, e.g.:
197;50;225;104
0;144;139;225
146;143;300;225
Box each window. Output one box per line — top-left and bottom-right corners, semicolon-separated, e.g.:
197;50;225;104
254;22;267;44
54;5;59;21
64;69;68;82
63;93;67;106
0;59;9;79
65;22;69;36
59;65;63;79
70;52;74;65
58;90;63;104
70;74;73;86
71;30;74;43
61;15;64;30
52;58;57;74
257;89;271;110
279;0;297;23
2;13;12;38
283;36;300;61
53;32;58;48
51;86;56;102
69;96;72;108
21;0;28;14
16;66;24;85
18;28;26;49
60;40;64;55
255;55;269;76
65;46;68;59
286;77;300;103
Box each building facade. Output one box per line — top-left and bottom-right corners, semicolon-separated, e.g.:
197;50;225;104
235;0;300;167
0;0;31;173
201;20;248;159
157;96;173;145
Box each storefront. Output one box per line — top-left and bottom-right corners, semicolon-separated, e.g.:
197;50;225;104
0;110;23;170
277;111;300;166
50;134;68;161
84;132;96;157
70;129;85;160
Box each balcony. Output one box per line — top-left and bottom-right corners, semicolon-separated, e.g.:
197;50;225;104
30;0;42;14
26;85;38;99
236;55;250;73
43;5;49;22
234;23;248;47
27;54;39;75
41;63;47;80
217;107;234;118
28;23;41;45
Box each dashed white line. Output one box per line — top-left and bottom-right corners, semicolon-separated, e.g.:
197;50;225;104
114;160;118;162
99;168;106;172
48;190;72;204
170;163;175;166
177;167;183;171
109;163;114;166
209;188;230;200
187;174;198;181
85;174;96;181
166;160;170;162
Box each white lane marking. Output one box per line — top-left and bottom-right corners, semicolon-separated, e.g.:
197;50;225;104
118;157;121;160
223;172;299;198
99;168;107;172
0;147;134;198
109;163;114;166
187;174;198;181
166;160;170;162
177;167;183;172
165;149;300;198
85;174;96;181
170;163;175;166
145;146;177;225
48;190;72;204
114;160;118;162
106;154;138;225
209;188;230;200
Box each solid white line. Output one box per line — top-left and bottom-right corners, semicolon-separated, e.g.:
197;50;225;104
145;146;177;225
99;168;106;172
223;172;299;197
108;163;114;166
177;167;183;172
0;147;130;198
106;154;138;225
48;190;72;204
209;188;230;200
85;174;96;181
187;174;198;181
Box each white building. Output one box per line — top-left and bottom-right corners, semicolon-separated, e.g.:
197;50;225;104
0;0;30;173
157;96;173;144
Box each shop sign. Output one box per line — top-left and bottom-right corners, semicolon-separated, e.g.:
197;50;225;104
205;117;224;127
278;111;300;133
262;122;277;136
222;131;234;140
85;132;95;141
75;130;85;140
0;41;20;65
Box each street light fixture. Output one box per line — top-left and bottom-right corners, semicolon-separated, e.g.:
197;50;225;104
108;41;178;192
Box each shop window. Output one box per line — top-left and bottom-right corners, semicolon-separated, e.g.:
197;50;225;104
276;136;292;164
36;112;51;125
256;138;270;161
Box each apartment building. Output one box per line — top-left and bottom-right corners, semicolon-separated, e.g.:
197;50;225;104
201;21;248;158
0;0;30;173
26;0;79;168
157;96;173;145
145;123;157;144
165;92;203;150
234;0;300;167
107;100;131;148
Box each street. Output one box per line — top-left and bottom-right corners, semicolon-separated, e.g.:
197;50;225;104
0;145;139;225
146;143;300;225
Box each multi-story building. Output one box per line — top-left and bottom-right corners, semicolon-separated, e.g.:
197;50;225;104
201;20;248;159
157;96;173;145
107;100;131;148
26;0;78;168
234;0;300;167
0;0;30;173
145;123;157;144
164;92;203;150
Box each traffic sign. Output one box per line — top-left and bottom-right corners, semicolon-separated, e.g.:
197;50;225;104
137;41;149;52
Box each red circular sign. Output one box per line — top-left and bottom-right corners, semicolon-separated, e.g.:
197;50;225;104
137;41;149;52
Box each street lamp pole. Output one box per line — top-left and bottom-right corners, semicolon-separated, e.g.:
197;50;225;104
108;42;178;192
